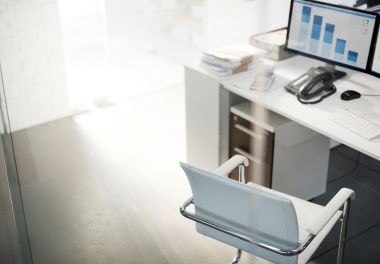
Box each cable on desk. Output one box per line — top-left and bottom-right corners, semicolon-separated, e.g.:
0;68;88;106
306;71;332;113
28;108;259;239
296;84;337;104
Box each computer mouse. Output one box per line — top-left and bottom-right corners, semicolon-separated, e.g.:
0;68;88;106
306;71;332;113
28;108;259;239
341;90;361;101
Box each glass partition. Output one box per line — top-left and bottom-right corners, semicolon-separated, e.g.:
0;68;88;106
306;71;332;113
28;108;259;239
0;64;33;264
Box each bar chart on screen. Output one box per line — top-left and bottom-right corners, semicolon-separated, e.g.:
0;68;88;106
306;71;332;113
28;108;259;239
288;0;376;70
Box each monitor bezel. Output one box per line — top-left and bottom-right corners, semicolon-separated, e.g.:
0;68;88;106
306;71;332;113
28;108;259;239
285;0;380;75
370;31;380;77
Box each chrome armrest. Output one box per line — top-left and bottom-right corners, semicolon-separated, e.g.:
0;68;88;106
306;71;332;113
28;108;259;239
213;155;249;177
179;197;315;256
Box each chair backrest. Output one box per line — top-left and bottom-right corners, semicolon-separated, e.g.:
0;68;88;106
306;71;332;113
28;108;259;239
181;162;299;264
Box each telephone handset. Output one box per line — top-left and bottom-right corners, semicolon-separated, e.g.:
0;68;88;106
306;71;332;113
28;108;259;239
298;72;334;100
285;67;337;104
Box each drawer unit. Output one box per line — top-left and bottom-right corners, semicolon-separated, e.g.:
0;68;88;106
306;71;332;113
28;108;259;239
231;115;274;163
229;102;330;200
230;114;274;186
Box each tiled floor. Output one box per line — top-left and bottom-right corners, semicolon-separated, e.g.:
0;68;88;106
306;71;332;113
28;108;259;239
310;145;380;264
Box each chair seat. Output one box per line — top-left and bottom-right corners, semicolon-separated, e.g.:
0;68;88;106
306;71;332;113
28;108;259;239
247;182;342;264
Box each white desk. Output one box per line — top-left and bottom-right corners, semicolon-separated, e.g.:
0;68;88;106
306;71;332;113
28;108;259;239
185;55;380;198
222;56;380;161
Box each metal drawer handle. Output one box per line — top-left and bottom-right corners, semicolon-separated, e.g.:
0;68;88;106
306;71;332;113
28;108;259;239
234;124;265;140
234;147;262;165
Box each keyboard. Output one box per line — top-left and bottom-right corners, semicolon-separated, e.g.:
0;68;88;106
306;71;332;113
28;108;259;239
330;109;380;140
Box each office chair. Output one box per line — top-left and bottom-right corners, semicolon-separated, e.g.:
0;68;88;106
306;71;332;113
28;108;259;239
180;155;355;264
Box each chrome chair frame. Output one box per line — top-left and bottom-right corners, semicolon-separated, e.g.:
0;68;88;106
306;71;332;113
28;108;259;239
180;163;353;264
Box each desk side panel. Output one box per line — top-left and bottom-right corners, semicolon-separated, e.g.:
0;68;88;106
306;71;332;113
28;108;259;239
272;122;330;200
185;67;220;171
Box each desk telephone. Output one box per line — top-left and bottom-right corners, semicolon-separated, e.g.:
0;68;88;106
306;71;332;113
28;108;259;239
285;67;337;104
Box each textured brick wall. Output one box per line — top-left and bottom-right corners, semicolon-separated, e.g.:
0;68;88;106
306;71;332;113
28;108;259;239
0;0;70;131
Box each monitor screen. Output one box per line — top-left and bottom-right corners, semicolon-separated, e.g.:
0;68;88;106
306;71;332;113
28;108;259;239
287;0;378;71
371;31;380;74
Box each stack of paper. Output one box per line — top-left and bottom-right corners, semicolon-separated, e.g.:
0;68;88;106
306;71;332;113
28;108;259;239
200;44;266;77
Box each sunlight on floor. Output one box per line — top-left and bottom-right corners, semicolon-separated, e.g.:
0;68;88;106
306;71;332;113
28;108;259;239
14;85;273;263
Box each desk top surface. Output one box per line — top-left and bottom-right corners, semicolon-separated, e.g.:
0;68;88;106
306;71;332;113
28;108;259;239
197;56;380;160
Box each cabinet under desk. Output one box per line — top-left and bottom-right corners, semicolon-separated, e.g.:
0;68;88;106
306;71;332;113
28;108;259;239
229;102;330;200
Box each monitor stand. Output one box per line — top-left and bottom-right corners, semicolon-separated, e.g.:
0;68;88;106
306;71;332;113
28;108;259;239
317;63;346;81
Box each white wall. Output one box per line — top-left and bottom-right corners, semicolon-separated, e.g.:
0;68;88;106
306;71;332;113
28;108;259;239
0;0;70;131
0;0;292;131
204;0;291;49
57;0;108;109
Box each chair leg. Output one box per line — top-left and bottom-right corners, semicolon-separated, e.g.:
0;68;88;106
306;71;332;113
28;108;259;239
231;249;242;264
337;199;351;264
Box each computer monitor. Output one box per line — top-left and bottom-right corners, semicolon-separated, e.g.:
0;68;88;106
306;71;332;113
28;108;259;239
286;0;379;74
371;30;380;75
